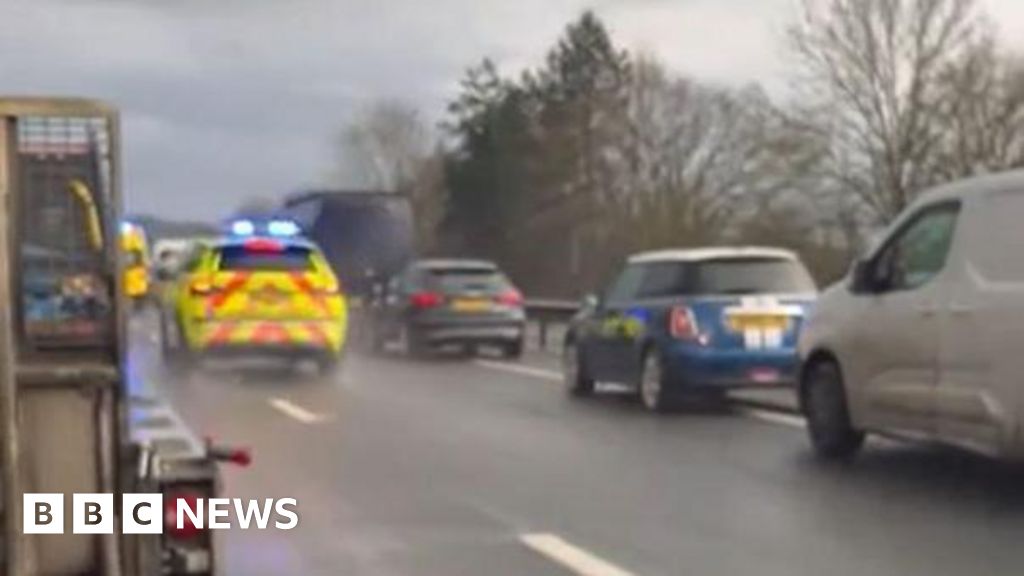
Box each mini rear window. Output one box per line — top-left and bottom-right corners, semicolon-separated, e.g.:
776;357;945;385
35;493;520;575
637;257;816;297
217;245;314;272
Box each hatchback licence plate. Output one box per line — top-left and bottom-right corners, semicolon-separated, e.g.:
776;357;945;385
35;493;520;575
452;298;490;312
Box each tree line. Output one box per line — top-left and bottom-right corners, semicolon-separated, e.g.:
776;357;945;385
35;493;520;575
339;0;1024;297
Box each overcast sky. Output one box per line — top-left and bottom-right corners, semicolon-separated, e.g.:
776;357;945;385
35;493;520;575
2;0;1022;219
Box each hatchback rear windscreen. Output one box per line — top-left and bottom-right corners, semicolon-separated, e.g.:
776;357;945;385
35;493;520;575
638;257;816;297
218;246;314;272
423;268;509;293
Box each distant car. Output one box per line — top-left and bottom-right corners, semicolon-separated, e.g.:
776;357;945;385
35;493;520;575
371;259;526;358
564;247;817;412
159;220;348;374
799;172;1024;461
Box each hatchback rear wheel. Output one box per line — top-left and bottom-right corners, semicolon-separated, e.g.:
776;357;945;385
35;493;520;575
803;360;864;460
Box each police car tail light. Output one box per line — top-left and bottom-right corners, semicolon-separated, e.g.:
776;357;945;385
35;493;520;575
164;492;205;541
410;291;443;309
669;306;699;340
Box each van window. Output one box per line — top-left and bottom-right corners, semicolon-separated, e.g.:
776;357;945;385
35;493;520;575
971;192;1024;282
873;203;960;291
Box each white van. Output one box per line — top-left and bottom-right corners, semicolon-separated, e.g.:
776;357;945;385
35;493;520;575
798;171;1024;460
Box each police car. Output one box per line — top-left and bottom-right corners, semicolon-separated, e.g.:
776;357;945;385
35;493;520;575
563;247;817;412
159;219;348;374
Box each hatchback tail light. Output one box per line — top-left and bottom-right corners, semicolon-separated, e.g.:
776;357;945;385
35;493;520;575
496;289;523;307
409;291;443;309
164;492;204;541
669;306;699;340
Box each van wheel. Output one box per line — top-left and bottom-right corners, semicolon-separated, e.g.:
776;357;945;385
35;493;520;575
803;360;864;460
639;350;678;413
563;340;594;397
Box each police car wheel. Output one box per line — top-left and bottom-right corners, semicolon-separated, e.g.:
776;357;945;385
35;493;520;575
804;360;864;460
563;340;594;397
317;355;342;377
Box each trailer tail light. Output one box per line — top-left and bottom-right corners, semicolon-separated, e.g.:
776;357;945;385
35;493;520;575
409;292;443;309
164;493;204;541
496;289;523;307
669;306;700;341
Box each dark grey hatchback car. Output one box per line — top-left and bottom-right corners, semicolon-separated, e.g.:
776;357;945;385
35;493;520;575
371;259;527;358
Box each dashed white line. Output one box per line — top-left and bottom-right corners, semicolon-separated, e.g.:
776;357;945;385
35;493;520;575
739;408;806;429
268;398;325;424
520;533;637;576
473;359;808;430
473;359;562;382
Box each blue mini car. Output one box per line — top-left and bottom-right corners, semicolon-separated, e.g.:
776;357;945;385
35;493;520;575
563;247;817;412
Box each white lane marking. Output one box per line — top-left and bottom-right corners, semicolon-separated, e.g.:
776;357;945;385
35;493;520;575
740;408;806;429
473;359;562;382
474;359;807;431
268;398;324;424
520;533;637;576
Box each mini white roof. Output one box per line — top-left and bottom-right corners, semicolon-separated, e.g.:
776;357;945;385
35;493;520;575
628;246;799;264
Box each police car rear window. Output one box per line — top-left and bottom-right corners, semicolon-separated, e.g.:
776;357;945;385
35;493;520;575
217;245;314;272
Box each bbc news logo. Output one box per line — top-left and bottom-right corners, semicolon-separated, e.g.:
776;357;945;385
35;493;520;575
23;494;299;534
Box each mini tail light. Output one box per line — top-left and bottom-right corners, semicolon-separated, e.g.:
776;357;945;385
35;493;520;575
669;306;700;340
164;493;204;541
496;289;523;307
409;292;443;309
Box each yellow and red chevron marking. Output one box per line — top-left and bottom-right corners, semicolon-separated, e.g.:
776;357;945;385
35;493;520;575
196;320;344;352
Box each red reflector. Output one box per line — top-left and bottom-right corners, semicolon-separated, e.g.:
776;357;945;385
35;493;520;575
243;238;284;253
410;292;443;309
164;493;204;541
669;306;699;340
496;289;523;306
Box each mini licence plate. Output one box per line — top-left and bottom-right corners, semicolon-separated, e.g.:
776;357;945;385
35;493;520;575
727;314;789;332
452;298;491;312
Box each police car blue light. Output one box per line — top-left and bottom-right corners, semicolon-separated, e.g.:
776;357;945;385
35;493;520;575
267;219;300;237
230;219;256;236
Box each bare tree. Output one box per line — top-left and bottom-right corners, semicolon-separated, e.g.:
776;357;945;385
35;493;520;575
621;56;825;250
931;37;1024;178
789;0;986;222
338;100;430;192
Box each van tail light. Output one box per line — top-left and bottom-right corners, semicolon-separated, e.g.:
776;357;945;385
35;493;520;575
409;292;443;309
164;492;204;541
496;289;523;307
669;306;700;340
